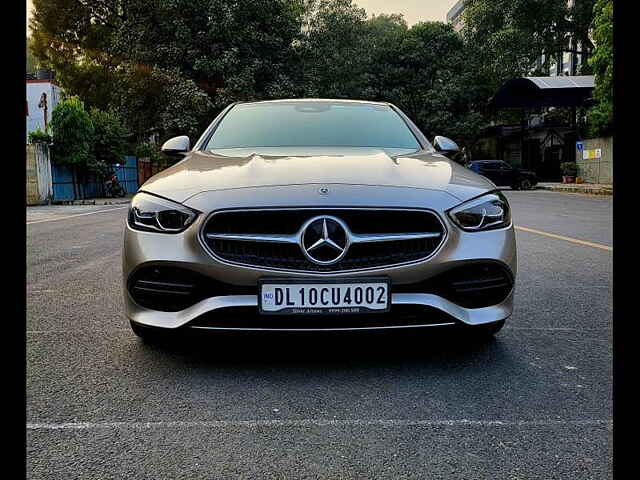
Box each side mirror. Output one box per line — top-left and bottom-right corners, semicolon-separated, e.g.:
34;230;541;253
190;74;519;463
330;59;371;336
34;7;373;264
161;135;190;158
433;136;460;155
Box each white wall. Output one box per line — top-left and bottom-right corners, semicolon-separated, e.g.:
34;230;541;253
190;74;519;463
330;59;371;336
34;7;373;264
26;81;63;141
576;137;613;184
26;143;53;205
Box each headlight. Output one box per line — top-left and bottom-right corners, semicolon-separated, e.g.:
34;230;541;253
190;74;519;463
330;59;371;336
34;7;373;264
448;191;511;231
128;192;199;233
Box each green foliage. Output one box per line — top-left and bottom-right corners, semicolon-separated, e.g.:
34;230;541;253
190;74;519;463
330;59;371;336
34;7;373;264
26;37;39;74
30;0;303;141
49;96;94;168
560;161;578;176
29;0;604;157
295;7;492;147
135;142;164;163
587;0;613;137
462;0;570;90
89;107;130;166
28;128;52;144
49;96;131;179
134;143;155;160
396;22;490;146
29;0;118;109
357;13;410;100
569;0;598;75
298;0;370;98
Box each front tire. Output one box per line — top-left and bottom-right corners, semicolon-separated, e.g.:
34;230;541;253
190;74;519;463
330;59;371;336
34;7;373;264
519;178;533;190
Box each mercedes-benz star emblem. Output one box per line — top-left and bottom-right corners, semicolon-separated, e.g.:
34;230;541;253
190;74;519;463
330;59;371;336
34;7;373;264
300;216;350;265
318;186;330;195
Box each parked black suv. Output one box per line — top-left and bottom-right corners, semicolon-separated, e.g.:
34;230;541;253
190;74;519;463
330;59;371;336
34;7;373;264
467;160;537;190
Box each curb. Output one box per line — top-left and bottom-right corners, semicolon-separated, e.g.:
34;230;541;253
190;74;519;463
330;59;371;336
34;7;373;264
55;197;132;206
536;186;612;196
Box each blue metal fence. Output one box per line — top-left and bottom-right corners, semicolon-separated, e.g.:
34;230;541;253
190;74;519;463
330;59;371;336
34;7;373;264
116;156;139;195
51;164;75;201
52;155;139;201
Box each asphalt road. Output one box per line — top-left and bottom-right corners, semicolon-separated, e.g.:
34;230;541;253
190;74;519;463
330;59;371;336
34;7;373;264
26;190;612;479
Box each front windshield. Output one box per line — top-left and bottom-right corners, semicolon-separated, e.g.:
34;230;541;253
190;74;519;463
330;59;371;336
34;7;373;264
204;102;422;151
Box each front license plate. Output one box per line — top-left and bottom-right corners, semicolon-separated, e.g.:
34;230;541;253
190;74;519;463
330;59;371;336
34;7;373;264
259;278;391;315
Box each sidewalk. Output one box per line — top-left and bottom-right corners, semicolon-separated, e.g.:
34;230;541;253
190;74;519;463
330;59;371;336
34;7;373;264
54;195;133;206
536;182;613;196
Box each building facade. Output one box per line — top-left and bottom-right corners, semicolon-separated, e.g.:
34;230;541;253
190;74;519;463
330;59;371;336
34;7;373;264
454;0;594;181
26;79;63;141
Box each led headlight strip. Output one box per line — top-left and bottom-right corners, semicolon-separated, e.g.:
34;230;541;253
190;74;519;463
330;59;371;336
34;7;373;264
448;191;511;232
128;192;200;233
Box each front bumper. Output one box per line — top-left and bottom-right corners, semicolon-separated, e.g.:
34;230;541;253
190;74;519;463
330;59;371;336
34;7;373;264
122;185;517;331
126;291;514;332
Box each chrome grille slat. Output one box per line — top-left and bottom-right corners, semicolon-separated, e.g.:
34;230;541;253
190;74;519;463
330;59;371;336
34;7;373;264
200;208;446;272
350;232;441;243
205;233;299;243
205;231;441;244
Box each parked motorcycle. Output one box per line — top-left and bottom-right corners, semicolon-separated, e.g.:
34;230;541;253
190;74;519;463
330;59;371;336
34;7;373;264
105;174;126;198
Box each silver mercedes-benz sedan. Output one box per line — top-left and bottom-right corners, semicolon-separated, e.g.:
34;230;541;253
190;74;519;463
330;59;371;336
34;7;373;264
123;99;516;339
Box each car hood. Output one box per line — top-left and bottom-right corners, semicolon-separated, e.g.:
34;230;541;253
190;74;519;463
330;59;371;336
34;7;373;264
141;147;495;204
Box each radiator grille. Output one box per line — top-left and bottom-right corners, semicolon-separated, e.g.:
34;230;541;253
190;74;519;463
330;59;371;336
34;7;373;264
201;208;446;272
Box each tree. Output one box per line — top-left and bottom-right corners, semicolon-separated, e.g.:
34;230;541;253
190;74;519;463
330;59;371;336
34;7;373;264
360;14;410;100
462;0;570;89
49;96;94;168
569;0;597;74
587;0;613;137
49;96;95;198
394;22;491;148
29;0;121;111
29;0;304;142
107;66;213;143
26;37;39;74
297;0;369;98
109;0;303;104
50;97;135;195
89;107;130;177
29;0;529;156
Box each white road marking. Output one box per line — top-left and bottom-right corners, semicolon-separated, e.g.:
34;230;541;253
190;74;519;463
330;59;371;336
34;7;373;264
27;206;128;225
26;419;612;430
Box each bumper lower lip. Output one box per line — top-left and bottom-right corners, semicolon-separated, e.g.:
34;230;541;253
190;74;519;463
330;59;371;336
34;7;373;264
188;323;458;332
126;291;513;331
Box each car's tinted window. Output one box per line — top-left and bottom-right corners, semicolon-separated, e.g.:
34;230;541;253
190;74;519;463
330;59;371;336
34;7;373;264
205;102;422;150
482;162;501;169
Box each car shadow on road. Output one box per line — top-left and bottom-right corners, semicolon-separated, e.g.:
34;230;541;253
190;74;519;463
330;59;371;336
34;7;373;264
130;329;516;373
